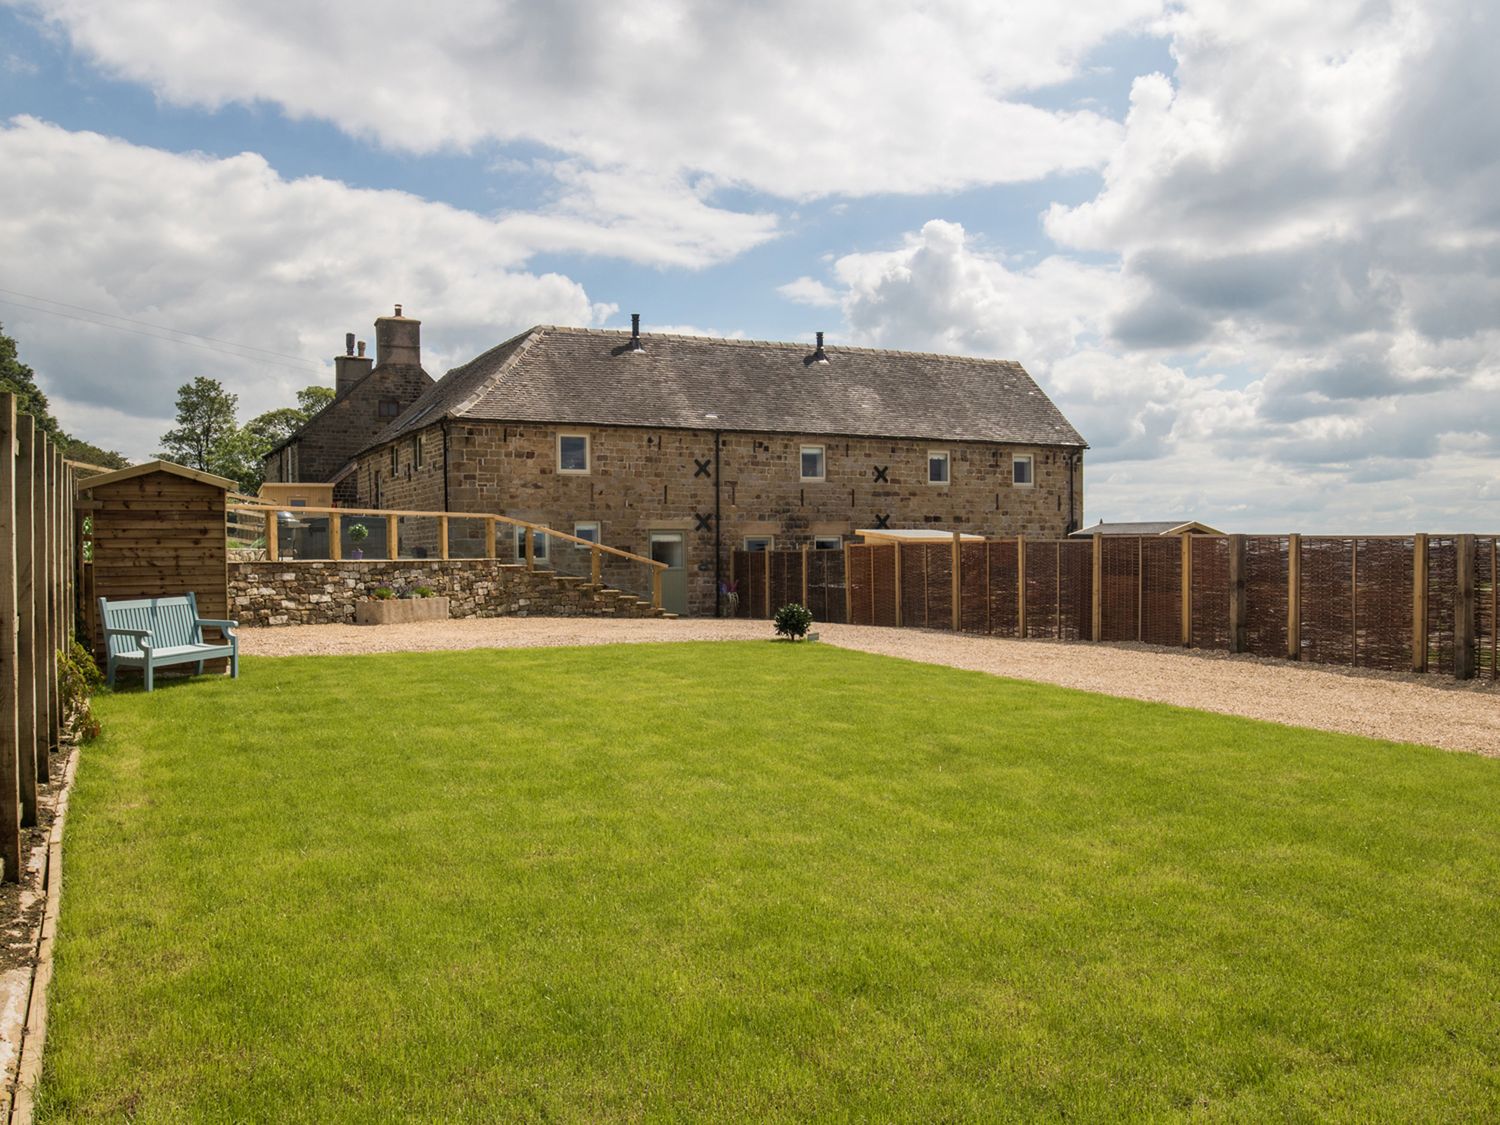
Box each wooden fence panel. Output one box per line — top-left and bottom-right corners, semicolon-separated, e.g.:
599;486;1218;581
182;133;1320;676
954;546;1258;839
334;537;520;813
1300;537;1355;666
1058;540;1093;642
807;549;846;624
1190;536;1230;649
870;545;899;627
959;542;988;633
1479;537;1498;680
1099;537;1139;642
1355;538;1413;671
1140;537;1182;647
1023;540;1059;639
987;539;1020;637
1426;536;1458;676
1243;536;1289;657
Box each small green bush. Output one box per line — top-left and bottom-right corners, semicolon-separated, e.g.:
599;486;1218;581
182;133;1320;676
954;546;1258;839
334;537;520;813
347;523;370;543
372;587;395;600
59;640;104;741
773;603;814;641
412;586;435;598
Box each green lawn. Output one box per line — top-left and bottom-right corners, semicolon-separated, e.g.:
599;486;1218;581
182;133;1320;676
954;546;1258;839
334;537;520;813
39;643;1500;1122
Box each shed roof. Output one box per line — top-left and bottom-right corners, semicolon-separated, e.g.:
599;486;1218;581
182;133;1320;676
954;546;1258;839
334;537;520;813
368;327;1085;450
1067;520;1223;538
76;459;234;492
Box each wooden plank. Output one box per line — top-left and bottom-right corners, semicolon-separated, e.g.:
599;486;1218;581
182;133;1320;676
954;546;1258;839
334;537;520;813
1288;533;1302;661
523;523;534;570
438;515;449;561
1411;533;1427;673
1180;533;1192;647
265;512;278;562
652;567;663;610
1455;533;1476;680
329;513;342;562
387;515;399;561
1091;533;1102;642
45;446;61;753
14;417;35;826
1016;535;1027;639
1227;533;1247;654
0;396;22;882
801;545;809;607
950;531;961;631
591;546;601;586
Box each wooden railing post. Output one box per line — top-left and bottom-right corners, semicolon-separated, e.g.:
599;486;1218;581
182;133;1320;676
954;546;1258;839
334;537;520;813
801;544;810;608
524;525;534;569
386;515;399;560
764;548;773;616
0;394;23;883
47;447;61;753
892;541;903;627
951;531;962;631
485;517;497;560
652;567;663;610
13;417;35;828
1412;533;1428;672
1227;533;1247;654
591;546;601;586
1455;534;1476;680
35;435;52;780
1287;533;1302;661
438;515;449;561
265;511;279;562
1091;532;1103;642
1016;534;1027;639
329;513;342;562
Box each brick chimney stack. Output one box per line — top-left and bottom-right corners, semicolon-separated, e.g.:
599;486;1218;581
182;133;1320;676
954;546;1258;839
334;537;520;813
334;331;373;397
375;304;421;368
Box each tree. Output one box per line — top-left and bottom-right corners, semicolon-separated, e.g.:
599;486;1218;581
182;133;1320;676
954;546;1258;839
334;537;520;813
1;321;130;466
296;385;335;416
158;376;241;477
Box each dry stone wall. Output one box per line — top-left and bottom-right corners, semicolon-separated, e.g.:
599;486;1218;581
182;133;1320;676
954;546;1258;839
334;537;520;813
229;560;664;627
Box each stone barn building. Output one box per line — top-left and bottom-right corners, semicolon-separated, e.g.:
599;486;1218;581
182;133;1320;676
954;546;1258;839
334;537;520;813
262;305;432;500
346;320;1087;616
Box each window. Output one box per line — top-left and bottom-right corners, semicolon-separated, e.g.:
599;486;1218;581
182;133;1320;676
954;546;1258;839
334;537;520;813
558;433;590;474
573;522;601;545
289;499;307;508
412;434;423;470
1013;454;1034;487
800;445;825;481
515;525;549;562
928;450;950;485
389;445;398;474
813;535;842;551
744;536;774;552
378;397;400;418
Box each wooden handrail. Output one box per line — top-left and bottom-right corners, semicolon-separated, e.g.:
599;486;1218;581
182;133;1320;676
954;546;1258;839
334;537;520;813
232;503;669;569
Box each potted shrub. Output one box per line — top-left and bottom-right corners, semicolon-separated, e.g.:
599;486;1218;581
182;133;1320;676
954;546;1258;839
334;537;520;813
355;583;450;625
773;603;815;641
347;521;369;559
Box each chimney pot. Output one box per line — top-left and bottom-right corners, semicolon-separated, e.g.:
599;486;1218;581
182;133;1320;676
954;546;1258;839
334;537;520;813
357;340;366;357
345;332;356;356
394;303;403;317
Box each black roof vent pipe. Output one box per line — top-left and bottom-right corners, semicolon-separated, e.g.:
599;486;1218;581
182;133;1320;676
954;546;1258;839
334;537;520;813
627;312;645;353
807;330;830;366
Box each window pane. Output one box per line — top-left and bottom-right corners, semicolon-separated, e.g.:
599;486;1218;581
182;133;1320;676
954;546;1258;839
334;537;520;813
801;448;824;478
651;536;684;568
574;523;600;544
814;536;841;550
1014;457;1033;484
929;454;948;483
560;435;588;471
745;537;771;553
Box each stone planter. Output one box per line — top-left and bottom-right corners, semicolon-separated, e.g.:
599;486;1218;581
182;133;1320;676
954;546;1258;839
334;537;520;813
354;596;450;626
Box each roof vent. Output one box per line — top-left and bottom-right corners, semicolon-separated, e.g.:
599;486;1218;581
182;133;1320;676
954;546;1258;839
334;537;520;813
806;330;830;366
627;312;644;353
394;303;403;317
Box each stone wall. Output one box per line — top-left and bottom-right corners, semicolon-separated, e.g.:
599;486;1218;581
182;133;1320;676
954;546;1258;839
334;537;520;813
229;560;665;627
351;420;1084;615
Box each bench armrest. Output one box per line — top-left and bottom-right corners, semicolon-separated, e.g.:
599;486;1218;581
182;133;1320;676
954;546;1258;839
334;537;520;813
196;618;239;631
104;626;153;650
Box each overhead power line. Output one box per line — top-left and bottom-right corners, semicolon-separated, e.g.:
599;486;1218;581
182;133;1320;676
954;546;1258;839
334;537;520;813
0;286;328;375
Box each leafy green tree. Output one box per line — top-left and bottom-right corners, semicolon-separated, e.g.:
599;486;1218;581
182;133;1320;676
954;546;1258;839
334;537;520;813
1;321;130;466
296;385;335;416
158;376;242;478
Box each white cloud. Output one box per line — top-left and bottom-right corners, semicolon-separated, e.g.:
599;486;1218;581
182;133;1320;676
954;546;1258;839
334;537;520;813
0;116;613;457
14;0;1157;199
777;276;840;308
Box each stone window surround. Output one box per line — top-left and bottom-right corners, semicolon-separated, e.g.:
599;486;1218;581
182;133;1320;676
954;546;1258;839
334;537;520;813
744;535;775;552
813;535;843;550
800;444;826;482
927;449;950;485
557;432;591;474
574;521;601;543
1013;452;1035;488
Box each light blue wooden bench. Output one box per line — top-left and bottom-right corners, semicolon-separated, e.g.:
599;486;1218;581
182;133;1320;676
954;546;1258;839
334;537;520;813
99;593;239;692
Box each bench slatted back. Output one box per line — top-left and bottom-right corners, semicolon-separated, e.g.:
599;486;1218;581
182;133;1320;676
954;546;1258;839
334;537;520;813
100;594;202;656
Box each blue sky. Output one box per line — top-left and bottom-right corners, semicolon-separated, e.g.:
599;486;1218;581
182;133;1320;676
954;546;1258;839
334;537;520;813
1;0;1496;531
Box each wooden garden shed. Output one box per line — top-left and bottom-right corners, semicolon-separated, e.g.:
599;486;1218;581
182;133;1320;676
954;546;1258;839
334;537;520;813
77;461;233;664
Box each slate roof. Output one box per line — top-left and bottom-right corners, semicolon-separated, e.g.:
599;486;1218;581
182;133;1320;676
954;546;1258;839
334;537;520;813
366;327;1085;450
1067;520;1224;538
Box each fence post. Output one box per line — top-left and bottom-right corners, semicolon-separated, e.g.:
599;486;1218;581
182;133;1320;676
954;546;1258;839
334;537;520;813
591;546;601;586
0;395;22;883
485;517;497;560
843;542;853;624
892;541;903;627
329;513;342;562
1016;535;1027;639
652;567;663;610
387;515;400;561
47;447;61;752
14;418;35;828
1180;534;1192;647
1455;534;1476;680
39;438;56;781
951;531;961;631
265;511;279;562
438;515;449;561
1227;533;1247;654
1287;533;1301;661
1091;532;1103;642
1411;533;1428;673
801;545;809;608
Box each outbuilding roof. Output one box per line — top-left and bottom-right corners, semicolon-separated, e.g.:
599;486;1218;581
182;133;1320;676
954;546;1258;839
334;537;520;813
1067;520;1224;538
74;459;234;492
367;326;1085;450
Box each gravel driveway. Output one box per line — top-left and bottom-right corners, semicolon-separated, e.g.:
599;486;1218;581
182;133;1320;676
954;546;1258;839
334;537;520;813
240;618;1500;757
